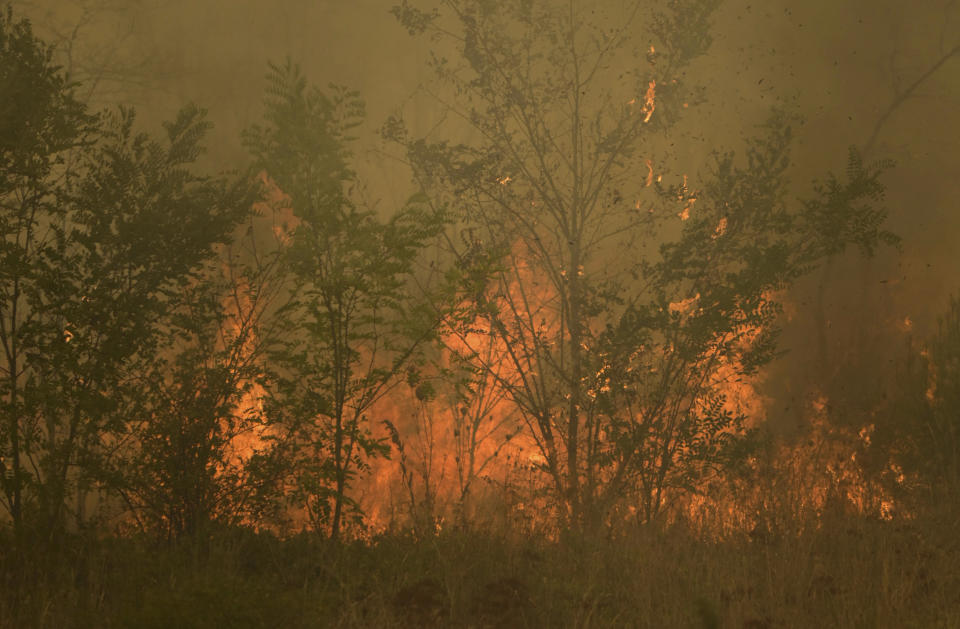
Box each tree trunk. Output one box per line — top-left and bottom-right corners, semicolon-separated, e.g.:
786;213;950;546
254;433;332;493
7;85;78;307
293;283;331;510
5;288;23;542
566;242;583;525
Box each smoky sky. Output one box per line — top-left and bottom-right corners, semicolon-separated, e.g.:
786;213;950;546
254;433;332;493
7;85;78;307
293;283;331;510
15;0;960;430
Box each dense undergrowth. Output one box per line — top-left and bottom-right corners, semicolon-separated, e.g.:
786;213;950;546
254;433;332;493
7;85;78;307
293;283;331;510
3;503;959;629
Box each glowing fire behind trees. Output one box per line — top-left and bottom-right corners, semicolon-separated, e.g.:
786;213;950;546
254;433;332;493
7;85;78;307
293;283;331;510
102;177;285;540
350;280;909;539
380;0;898;533
5;2;955;554
111;0;906;541
243;62;449;541
18;6;908;542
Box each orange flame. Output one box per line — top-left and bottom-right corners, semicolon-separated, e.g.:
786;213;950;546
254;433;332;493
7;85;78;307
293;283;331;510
641;80;656;123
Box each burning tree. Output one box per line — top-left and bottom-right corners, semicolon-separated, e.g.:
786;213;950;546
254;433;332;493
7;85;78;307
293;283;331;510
390;0;897;530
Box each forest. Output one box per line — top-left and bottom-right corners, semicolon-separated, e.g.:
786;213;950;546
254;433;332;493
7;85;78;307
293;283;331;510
2;0;959;627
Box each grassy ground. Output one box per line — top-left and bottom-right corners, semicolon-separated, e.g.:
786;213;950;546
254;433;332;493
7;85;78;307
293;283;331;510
2;510;959;628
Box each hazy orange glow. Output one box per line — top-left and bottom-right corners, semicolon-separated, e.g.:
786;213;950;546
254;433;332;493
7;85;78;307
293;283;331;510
641;80;656;123
206;177;912;538
712;217;727;239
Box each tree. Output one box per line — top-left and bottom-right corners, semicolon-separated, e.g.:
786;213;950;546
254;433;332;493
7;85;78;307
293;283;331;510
391;0;897;529
11;0;164;107
445;330;523;524
245;61;446;540
869;295;960;509
0;7;96;541
803;1;955;436
104;215;285;541
46;105;254;539
1;8;254;543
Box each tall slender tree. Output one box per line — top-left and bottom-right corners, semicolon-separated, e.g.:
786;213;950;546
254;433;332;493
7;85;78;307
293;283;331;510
0;7;95;541
246;61;446;540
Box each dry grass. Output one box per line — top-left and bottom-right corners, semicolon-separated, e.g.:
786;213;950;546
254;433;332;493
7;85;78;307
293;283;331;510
2;504;958;629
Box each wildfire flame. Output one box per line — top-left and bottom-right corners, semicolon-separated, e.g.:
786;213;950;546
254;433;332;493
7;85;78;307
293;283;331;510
209;177;913;538
641;80;656;123
712;217;727;239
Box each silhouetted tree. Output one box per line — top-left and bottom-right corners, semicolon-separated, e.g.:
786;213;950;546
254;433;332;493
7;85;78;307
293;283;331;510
1;8;253;543
103;214;286;541
0;7;96;542
246;61;446;540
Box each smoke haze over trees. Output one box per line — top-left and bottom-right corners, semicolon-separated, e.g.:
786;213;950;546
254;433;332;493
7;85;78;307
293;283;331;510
1;1;959;627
